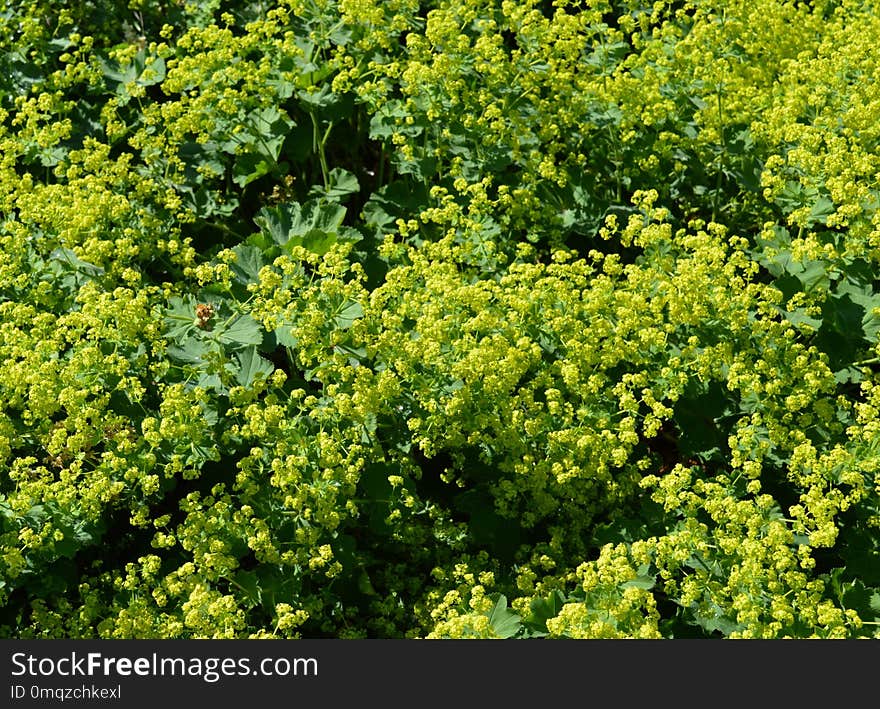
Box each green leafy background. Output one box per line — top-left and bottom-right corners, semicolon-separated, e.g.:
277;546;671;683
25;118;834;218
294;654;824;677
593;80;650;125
1;0;880;638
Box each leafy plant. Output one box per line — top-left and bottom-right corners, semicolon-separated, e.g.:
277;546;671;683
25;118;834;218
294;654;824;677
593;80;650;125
1;0;879;640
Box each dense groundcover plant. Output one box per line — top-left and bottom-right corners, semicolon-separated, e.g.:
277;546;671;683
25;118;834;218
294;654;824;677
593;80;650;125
2;0;880;639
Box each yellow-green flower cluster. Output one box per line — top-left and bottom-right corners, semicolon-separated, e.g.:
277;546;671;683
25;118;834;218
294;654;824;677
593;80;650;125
3;0;880;640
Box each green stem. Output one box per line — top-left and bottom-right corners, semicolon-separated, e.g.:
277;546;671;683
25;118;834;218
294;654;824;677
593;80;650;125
377;143;385;186
713;85;725;222
854;356;880;367
311;112;332;190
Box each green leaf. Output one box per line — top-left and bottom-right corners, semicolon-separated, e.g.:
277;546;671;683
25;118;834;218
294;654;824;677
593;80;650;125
525;590;567;636
234;347;274;387
297;84;339;110
335;300;363;329
688;600;744;637
231;570;262;608
808;195;835;227
783;307;823;331
163;295;199;342
487;594;522;638
167;337;213;364
228;107;293;185
836;281;880;342
44;247;105;293
357;570;378;596
838;578;880;618
309;167;360;201
837;526;880;585
218;313;263;348
362;180;429;235
294;229;338;257
255;200;344;243
620;564;657;591
774;183;835;228
229;244;266;286
274;322;298;348
24;504;46;527
100;48;165;103
179;141;225;182
196;372;225;394
253;199;360;256
814;293;867;370
232;152;273;187
255;204;294;246
249;106;293;161
52;521;95;559
48;247;102;276
796;260;831;292
356;463;396;535
672;380;731;462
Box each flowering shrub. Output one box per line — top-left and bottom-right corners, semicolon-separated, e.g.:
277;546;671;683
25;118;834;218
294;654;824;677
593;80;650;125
2;0;880;639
